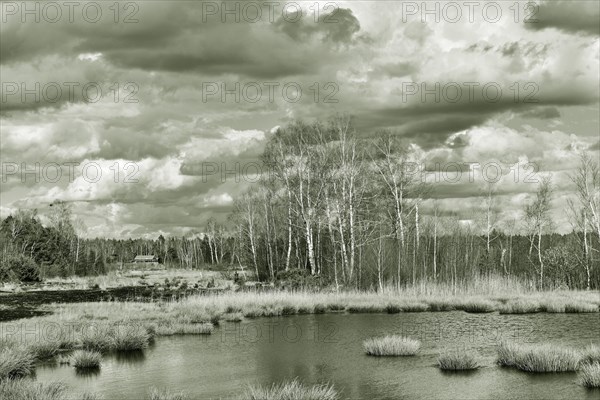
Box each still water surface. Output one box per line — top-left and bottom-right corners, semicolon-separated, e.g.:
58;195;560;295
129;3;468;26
35;312;600;399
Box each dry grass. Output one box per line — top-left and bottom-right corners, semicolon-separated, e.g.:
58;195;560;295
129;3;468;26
363;336;421;356
0;345;36;379
437;349;480;370
243;379;338;400
71;350;102;369
0;380;66;400
496;341;581;372
578;362;600;388
149;387;189;400
499;299;540;314
581;344;600;365
154;322;213;336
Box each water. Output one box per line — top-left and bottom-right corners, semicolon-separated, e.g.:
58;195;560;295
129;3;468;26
35;312;600;399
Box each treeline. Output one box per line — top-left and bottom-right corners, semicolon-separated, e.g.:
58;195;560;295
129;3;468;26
1;117;599;290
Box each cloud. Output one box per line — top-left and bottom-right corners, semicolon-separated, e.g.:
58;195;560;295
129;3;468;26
525;0;600;36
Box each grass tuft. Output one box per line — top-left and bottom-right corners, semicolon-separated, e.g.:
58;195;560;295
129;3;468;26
149;387;189;400
111;325;150;351
0;346;36;379
458;299;496;313
243;379;338;400
347;305;384;313
71;350;102;369
578;362;600;388
363;335;420;356
385;304;402;314
0;380;66;400
496;341;581;372
564;302;598;313
437;349;480;370
499;299;540;314
400;302;429;312
581;344;600;365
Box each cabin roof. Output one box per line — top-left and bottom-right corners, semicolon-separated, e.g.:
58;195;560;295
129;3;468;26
133;255;158;260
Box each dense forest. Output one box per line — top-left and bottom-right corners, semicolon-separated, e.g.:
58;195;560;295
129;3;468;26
1;118;599;290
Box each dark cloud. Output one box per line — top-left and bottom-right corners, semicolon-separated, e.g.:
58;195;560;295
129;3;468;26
1;3;361;80
525;0;600;36
275;8;360;44
517;106;561;119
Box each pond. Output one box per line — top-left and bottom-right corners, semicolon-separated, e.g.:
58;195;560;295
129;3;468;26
34;312;600;399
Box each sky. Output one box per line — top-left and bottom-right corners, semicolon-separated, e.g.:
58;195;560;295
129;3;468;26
0;0;599;238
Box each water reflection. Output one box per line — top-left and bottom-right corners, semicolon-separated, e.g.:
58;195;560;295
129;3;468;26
115;350;146;366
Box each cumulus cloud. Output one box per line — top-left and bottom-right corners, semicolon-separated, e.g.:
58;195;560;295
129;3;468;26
1;0;598;237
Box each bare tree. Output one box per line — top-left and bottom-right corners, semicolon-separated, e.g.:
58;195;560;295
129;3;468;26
523;176;554;288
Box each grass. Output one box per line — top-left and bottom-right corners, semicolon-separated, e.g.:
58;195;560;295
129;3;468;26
111;325;151;351
0;380;66;400
149;387;189;400
79;323;150;352
154;322;214;336
0;346;36;379
499;299;540;314
437;349;480;370
581;344;600;365
223;312;244;322
401;302;429;312
243;379;338;400
457;299;497;313
497;341;581;372
578;362;600;388
71;350;102;369
347;305;385;313
363;335;421;356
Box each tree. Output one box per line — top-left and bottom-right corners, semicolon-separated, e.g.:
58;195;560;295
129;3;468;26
523;176;554;288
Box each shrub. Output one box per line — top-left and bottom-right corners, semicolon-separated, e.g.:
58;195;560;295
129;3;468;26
496;341;581;372
243;379;338;400
437;349;480;370
2;254;41;282
363;336;421;356
71;350;102;369
578;362;600;388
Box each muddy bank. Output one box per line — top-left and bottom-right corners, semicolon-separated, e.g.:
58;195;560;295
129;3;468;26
0;286;225;322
